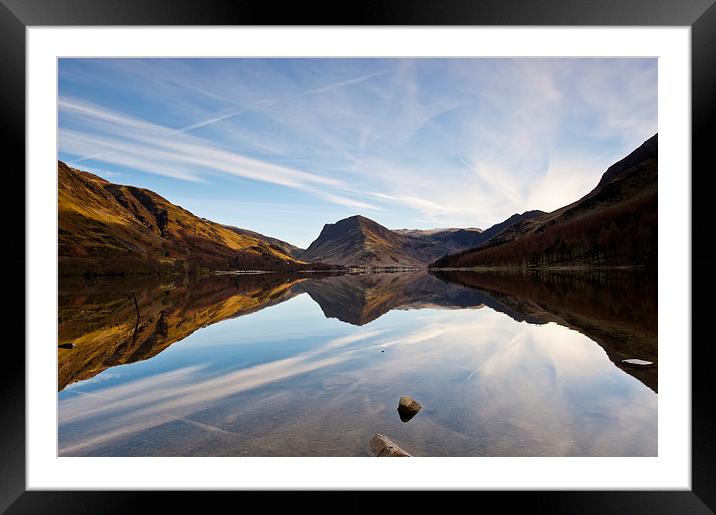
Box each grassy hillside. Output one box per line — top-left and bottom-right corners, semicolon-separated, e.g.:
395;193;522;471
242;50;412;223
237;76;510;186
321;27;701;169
222;225;305;259
58;161;309;276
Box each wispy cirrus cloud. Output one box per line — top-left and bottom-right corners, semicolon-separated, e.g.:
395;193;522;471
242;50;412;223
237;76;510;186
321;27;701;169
59;97;383;209
304;70;390;94
165;109;245;136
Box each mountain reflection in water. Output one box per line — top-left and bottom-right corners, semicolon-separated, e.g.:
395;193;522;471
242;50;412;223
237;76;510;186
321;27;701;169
58;270;657;457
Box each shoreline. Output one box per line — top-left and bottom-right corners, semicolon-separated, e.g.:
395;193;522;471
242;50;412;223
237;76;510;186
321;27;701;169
213;270;276;275
62;265;656;280
213;267;424;275
429;265;654;272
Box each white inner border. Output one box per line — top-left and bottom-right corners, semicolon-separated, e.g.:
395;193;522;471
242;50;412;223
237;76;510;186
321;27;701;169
27;27;691;490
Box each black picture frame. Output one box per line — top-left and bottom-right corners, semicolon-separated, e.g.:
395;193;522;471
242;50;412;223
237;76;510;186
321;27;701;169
2;0;713;512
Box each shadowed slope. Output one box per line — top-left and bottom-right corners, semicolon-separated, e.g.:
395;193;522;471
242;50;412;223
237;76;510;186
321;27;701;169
433;135;657;268
301;215;445;267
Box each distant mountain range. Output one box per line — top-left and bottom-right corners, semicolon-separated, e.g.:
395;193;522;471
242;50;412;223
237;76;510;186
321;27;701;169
59;134;657;274
394;227;483;237
299;211;545;267
395;211;546;255
433;134;658;269
393;226;485;255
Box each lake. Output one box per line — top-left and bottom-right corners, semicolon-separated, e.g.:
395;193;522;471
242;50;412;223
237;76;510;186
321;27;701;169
58;270;657;457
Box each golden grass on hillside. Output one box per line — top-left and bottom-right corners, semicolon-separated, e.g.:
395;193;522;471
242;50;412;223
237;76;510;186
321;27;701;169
58;161;308;276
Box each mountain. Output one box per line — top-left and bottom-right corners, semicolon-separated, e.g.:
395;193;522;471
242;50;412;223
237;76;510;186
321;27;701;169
300;215;446;267
222;225;304;258
58;161;310;276
302;212;549;267
475;210;547;242
432;134;658;269
396;212;545;255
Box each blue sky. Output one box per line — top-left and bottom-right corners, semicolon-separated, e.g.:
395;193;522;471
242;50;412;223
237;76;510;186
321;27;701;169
58;58;657;248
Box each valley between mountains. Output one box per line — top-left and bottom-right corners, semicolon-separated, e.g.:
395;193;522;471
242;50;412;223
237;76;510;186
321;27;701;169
59;134;657;276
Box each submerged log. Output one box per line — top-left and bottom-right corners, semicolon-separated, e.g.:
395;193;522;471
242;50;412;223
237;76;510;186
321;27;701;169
369;433;412;457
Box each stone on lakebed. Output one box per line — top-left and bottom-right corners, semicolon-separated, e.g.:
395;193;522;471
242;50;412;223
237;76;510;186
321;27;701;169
397;395;422;422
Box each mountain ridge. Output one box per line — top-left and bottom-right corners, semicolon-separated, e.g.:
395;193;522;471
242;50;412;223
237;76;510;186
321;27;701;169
406;210;547;256
221;225;305;259
58;161;311;276
432;134;658;268
300;215;445;267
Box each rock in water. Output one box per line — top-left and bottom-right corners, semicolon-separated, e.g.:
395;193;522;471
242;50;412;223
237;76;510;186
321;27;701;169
370;433;411;457
621;358;655;368
397;395;422;422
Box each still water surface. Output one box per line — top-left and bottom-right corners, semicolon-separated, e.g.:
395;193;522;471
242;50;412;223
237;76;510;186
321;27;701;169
58;271;657;456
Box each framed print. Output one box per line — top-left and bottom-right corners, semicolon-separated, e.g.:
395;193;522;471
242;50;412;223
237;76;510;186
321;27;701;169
3;0;714;512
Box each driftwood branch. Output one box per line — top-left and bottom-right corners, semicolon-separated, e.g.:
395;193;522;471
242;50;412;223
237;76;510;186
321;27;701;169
130;292;141;343
131;292;140;318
